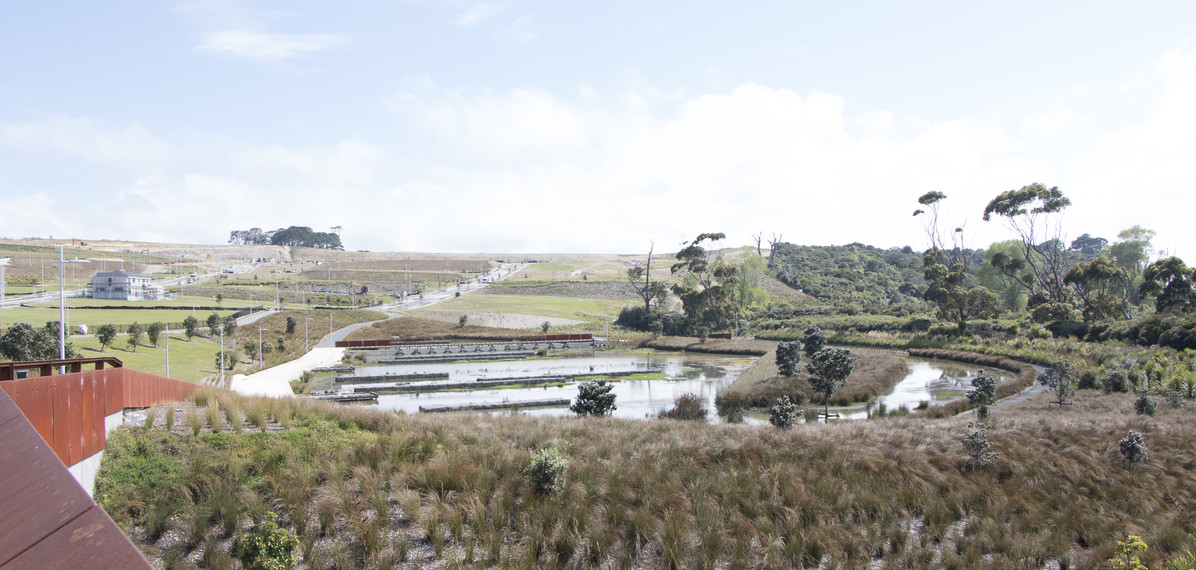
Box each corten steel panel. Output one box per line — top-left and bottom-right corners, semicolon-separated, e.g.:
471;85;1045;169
83;377;103;458
67;376;83;465
2;506;151;569
31;379;54;449
105;371;123;415
0;382;12;399
0;389;151;569
50;377;70;465
80;377;94;459
0;391;93;566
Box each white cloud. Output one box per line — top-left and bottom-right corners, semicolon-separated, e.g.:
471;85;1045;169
456;3;500;27
5;45;1196;258
0;116;171;168
1067;45;1196;257
196;30;345;62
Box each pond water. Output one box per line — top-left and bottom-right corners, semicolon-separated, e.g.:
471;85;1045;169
338;351;1011;422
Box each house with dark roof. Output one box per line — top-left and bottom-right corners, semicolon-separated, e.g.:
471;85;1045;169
89;270;161;301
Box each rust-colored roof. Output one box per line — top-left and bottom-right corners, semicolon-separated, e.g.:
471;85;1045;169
0;388;150;569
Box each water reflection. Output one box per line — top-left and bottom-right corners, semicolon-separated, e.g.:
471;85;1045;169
345;352;1009;423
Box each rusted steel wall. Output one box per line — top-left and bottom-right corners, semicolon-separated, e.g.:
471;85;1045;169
0;387;151;568
0;368;196;466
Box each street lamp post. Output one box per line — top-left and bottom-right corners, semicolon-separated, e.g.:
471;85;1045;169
258;325;265;368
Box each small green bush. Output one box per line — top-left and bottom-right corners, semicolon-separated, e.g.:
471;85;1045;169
1119;430;1148;470
1103;371;1129;393
1134;394;1157;416
962;423;999;472
570;380;617;416
240;511;298;570
769;396;797;429
524;447;568;495
659;393;707;422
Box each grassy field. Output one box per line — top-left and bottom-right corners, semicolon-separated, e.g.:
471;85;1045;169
72;334;225;384
417;294;633;325
514;259;669;282
0;305;241;330
97;388;1196;568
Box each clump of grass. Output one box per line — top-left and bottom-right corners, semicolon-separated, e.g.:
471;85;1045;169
246;405;269;431
658;393;708;421
164;406;176;432
143;407;158;430
186;404;203;435
204;402;223;433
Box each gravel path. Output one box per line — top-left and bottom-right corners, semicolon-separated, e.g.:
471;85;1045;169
988;364;1047;411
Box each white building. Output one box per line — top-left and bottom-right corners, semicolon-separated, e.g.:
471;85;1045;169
90;270;162;301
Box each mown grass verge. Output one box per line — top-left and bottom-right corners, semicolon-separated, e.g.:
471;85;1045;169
98;389;1196;568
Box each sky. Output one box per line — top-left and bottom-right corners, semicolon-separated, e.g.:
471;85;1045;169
2;1;1195;258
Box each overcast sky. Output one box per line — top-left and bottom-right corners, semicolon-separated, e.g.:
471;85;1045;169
2;1;1194;258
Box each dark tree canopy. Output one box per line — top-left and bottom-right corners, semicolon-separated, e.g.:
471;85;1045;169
982;183;1071;222
1140;256;1196;314
806;347;856;420
1064;256;1131;321
983;183;1073;305
670;232;738;331
228;226;343;249
570;380;617;416
1068;234;1108;259
0;322;76;361
775;340;802;377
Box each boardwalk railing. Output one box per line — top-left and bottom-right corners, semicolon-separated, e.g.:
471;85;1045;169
0;359;196;467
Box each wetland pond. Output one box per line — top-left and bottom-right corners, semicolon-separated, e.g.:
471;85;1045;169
333;351;1011;423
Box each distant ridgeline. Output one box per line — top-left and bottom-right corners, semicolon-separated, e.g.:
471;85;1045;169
767;242;981;312
227;226;343;250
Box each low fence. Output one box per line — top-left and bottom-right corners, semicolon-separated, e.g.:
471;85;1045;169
336;332;593;349
0;361;196;466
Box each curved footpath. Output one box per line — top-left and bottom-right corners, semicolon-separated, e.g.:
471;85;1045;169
229;264;526;398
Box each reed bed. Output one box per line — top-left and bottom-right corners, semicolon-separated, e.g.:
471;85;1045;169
97;388;1196;568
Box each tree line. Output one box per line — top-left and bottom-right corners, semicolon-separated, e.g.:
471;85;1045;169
227;226;343;250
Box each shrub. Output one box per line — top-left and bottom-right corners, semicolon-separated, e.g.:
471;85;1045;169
1134;394;1157;416
769;396;797;429
541;321;550;333
714;391;749;423
458;315;468;328
966;371;997;419
240;511;298;570
1103;371;1129;393
802;325;826;357
1039;360;1076;407
775;341;801;377
285;316;297;335
659;393;707;422
1119;430;1148;470
962;423;999;472
524;447;568;495
570;380;616;416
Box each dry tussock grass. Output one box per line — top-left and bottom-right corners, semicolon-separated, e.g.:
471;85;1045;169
100;385;1196;568
345;315;531;342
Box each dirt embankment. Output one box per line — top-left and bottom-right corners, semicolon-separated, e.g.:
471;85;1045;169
482;280;639;300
